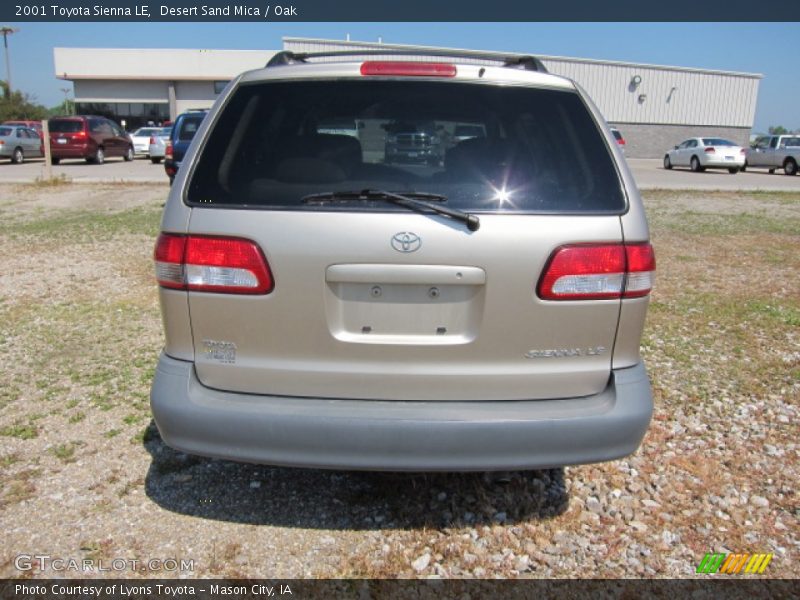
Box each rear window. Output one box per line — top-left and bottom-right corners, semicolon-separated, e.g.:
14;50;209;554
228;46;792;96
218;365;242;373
702;138;735;146
187;80;625;214
176;116;204;142
611;129;623;141
49;120;84;133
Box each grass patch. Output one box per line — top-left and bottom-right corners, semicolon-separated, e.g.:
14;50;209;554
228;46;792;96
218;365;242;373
50;442;79;463
68;412;86;424
32;173;71;187
0;204;161;242
1;423;38;440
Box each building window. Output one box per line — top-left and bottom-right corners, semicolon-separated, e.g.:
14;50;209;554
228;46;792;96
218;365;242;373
74;102;169;130
214;81;230;94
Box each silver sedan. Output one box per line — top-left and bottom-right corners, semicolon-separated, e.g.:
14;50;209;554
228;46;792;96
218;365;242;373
147;127;171;164
0;125;44;163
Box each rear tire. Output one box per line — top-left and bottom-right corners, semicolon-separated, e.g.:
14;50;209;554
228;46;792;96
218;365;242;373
768;168;775;174
123;146;134;162
690;156;704;172
784;159;798;176
728;167;739;174
87;147;105;165
150;157;162;164
663;155;672;170
51;157;60;165
740;161;747;172
11;147;24;164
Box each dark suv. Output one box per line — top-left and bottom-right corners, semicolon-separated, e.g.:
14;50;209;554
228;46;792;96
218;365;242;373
48;116;133;165
164;109;208;184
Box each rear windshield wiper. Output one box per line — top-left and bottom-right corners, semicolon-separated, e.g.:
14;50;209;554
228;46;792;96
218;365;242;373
301;189;480;232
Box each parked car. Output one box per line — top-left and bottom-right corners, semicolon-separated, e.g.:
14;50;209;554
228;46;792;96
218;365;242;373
663;137;745;173
2;120;43;140
150;50;655;472
610;126;626;154
744;135;800;176
48;116;134;165
0;125;44;163
164;109;208;184
147;127;172;164
129;127;163;157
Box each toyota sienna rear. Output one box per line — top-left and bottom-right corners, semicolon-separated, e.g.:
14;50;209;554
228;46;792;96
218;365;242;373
150;51;655;471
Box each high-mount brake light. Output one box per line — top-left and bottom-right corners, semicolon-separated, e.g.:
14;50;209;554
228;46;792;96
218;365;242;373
360;61;457;78
154;233;274;295
537;243;655;301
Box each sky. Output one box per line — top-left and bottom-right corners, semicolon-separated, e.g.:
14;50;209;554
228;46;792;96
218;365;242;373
7;22;797;132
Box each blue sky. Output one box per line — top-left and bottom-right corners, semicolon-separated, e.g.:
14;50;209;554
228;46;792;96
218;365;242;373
8;22;796;132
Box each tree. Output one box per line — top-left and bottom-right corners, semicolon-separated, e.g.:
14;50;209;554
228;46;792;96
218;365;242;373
0;81;48;122
768;125;788;135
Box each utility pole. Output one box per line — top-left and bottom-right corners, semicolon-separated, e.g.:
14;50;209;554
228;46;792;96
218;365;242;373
0;26;19;96
60;87;71;115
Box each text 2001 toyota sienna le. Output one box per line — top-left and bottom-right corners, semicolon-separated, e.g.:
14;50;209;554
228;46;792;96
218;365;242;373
150;51;655;471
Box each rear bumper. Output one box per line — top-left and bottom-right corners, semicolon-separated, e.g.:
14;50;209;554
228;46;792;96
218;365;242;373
150;353;653;471
50;143;92;159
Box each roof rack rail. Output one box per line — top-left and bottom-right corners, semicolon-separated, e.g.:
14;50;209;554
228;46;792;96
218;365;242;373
265;49;548;73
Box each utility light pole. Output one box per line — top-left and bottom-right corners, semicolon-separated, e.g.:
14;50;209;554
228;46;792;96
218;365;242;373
60;87;71;115
0;26;19;96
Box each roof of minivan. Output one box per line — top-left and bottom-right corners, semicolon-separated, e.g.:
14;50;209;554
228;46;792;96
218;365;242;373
238;60;576;91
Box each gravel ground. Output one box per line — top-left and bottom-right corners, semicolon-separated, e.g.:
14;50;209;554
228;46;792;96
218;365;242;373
0;184;797;579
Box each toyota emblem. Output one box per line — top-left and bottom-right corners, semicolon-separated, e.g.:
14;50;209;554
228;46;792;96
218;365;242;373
391;232;422;253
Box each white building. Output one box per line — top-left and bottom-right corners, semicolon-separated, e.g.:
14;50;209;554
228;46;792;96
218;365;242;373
54;37;762;157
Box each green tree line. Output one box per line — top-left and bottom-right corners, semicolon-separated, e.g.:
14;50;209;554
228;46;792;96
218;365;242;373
0;82;68;122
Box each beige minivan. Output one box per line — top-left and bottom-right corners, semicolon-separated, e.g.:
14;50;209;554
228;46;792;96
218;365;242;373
150;50;655;471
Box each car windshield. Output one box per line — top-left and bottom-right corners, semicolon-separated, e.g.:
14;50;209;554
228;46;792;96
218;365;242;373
702;138;735;146
187;80;625;214
0;127;12;137
49;120;84;133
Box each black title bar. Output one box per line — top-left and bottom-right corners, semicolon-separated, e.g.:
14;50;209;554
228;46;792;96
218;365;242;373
3;0;797;22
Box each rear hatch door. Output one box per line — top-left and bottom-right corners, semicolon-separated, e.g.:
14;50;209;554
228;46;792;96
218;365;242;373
180;74;628;401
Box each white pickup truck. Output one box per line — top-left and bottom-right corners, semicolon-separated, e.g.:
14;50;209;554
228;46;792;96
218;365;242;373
744;134;800;175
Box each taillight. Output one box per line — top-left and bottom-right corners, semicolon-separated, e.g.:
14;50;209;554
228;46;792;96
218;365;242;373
360;61;457;77
154;233;274;295
165;141;173;160
537;243;655;301
740;148;746;154
149;135;156;144
617;138;626;146
73;130;87;139
705;147;715;153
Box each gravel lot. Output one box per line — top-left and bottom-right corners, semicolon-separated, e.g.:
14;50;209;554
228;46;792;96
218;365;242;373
0;183;797;579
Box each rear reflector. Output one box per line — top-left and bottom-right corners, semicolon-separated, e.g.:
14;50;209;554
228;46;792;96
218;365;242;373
360;61;457;78
537;243;655;301
155;233;274;294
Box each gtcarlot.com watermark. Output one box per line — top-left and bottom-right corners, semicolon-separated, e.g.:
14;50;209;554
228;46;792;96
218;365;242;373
14;554;194;573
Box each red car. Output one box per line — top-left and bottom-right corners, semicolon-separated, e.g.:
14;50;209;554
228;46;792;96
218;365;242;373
48;116;134;165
